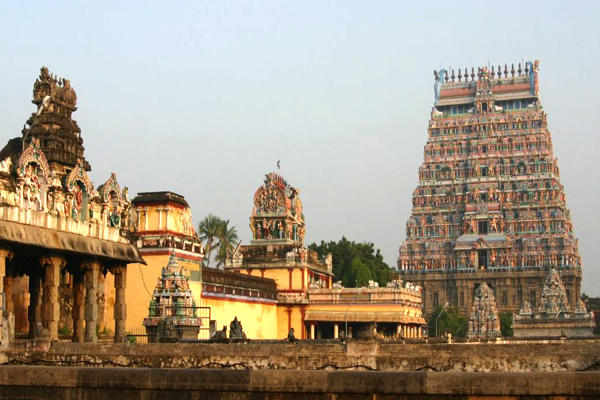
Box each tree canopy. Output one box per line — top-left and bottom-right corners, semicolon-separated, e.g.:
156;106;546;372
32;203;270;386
308;237;396;287
427;306;467;337
198;214;239;268
499;312;513;337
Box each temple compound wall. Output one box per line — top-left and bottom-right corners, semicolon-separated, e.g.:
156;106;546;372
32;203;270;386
0;366;597;399
3;339;600;372
398;61;582;317
0;67;144;345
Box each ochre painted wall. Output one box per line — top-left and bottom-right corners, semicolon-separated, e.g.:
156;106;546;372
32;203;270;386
276;304;305;340
201;295;278;339
261;268;305;291
137;205;194;236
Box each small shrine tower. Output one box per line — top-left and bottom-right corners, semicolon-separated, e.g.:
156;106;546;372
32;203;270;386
143;253;200;342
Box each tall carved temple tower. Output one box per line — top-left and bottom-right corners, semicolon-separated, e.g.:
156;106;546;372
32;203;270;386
398;61;582;315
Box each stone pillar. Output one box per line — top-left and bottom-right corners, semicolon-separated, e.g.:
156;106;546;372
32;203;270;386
28;273;42;339
310;323;315;340
84;261;100;342
3;275;12;314
72;271;85;343
97;273;106;333
113;266;127;343
396;324;401;338
0;250;7;343
0;250;6;309
143;207;149;231
334;323;339;339
40;256;64;341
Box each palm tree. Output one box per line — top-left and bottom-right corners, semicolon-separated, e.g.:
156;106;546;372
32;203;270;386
215;220;239;268
198;214;222;268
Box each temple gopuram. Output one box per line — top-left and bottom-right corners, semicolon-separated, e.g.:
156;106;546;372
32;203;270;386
0;67;143;344
398;61;582;316
226;172;425;339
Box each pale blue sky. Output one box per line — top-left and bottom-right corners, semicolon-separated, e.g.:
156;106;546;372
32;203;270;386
1;1;599;294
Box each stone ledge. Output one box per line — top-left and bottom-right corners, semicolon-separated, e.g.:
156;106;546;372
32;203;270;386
0;367;598;396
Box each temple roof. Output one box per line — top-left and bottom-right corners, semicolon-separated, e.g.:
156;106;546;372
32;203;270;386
132;191;190;207
433;61;540;106
0;220;144;264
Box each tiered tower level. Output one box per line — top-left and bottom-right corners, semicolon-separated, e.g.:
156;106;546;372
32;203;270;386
398;61;582;315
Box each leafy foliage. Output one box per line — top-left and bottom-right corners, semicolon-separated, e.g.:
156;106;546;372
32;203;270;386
198;214;239;268
499;312;514;337
427;306;467;337
308;237;396;287
214;219;240;268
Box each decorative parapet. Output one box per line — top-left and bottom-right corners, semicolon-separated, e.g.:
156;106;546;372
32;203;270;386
307;287;423;308
202;267;278;303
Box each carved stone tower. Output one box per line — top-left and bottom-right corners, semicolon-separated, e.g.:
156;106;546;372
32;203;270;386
21;67;90;180
398;61;582;315
250;172;306;245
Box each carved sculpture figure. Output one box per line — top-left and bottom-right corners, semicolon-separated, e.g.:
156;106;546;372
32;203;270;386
0;158;12;174
24;164;43;210
229;316;247;340
287;327;297;343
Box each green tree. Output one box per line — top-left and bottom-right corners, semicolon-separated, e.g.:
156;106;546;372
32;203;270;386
309;237;396;287
214;219;239;268
427;306;467;337
347;258;372;287
198;214;224;268
499;312;513;337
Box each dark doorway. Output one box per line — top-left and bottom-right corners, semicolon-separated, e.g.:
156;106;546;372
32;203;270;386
478;250;488;268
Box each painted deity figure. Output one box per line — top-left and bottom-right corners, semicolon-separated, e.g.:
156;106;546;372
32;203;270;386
24;164;43;210
490;251;497;266
109;207;121;227
255;222;262;239
72;186;83;219
469;219;477;234
490;217;498;233
469;252;476;268
262;219;272;239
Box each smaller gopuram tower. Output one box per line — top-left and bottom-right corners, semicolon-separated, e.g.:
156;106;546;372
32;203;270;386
398;61;582;316
143;253;200;342
225;171;333;339
467;282;501;339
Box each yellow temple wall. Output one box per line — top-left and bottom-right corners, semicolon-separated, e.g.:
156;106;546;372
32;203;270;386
201;295;278;339
136;205;191;234
260;268;305;291
103;273;116;333
276;304;306;339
